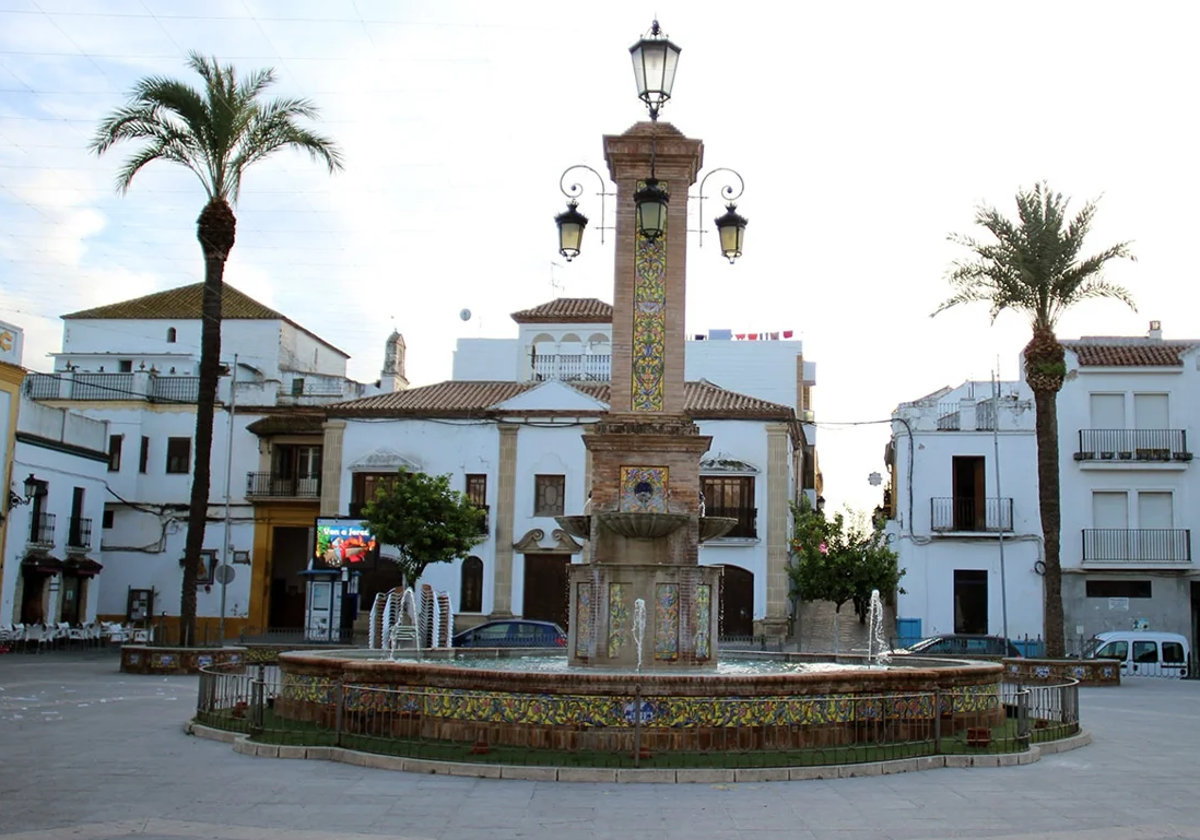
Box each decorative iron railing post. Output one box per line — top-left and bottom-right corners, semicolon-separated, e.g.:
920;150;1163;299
1016;689;1030;746
250;674;264;735
196;669;209;715
334;679;345;747
933;689;941;753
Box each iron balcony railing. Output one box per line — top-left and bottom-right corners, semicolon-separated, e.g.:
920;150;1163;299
150;376;201;403
930;497;1013;533
23;372;201;403
30;512;56;545
1075;429;1191;462
530;353;611;382
66;517;92;549
474;504;490;536
245;472;322;499
705;505;757;539
1082;528;1192;565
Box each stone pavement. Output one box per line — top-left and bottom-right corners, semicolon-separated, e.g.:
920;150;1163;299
1;652;1198;840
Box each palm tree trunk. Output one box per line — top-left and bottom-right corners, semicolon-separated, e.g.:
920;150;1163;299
180;197;236;647
1025;327;1066;657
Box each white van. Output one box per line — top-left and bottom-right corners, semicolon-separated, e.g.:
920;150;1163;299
1086;631;1191;678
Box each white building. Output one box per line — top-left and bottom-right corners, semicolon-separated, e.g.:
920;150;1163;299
310;298;818;638
20;283;383;638
886;321;1200;654
2;394;110;626
886;380;1044;646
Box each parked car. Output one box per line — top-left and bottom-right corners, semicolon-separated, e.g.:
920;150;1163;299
1085;631;1190;678
896;634;1023;658
452;619;567;648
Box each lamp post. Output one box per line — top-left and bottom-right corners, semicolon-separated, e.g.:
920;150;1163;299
554;20;750;262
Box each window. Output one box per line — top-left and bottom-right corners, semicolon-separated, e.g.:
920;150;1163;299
1162;642;1185;663
166;327;177;343
953;569;988;634
272;445;322;479
291;378;305;396
350;472;401;517
102;510;115;529
700;476;756;538
139;436;150;473
118;359;133;373
534;474;565;517
460;556;483;612
166;437;191;474
1132;641;1158;664
108;434;124;472
1085;580;1152;598
466;474;488;533
1095;640;1127;660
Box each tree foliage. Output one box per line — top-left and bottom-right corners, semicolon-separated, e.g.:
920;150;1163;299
361;469;486;587
788;496;904;623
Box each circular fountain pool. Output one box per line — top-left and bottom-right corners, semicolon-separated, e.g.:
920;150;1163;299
275;648;1004;756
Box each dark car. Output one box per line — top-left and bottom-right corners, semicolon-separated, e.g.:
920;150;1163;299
897;634;1023;658
452;619;567;649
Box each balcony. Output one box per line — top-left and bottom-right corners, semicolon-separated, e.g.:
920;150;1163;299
930;497;1013;533
474;504;490;536
29;512;56;545
66;517;92;550
1082;528;1191;566
24;372;200;403
530;353;611;382
705;505;757;539
245;472;322;500
1075;429;1191;464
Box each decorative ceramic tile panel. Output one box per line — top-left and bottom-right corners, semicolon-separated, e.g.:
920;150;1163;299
694;584;712;659
631;181;667;412
608;583;628;658
574;582;593;659
620;466;669;512
654;583;679;660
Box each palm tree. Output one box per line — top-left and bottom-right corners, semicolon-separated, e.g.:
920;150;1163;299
91;52;343;645
934;182;1134;657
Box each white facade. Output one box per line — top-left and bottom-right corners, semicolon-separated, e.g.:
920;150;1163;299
2;395;110;626
886;380;1046;644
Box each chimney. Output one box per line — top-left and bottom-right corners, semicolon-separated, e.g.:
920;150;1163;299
1148;320;1162;340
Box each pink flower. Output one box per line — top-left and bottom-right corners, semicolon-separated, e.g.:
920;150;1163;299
818;542;828;555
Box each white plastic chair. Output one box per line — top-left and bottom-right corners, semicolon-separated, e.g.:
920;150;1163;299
24;624;47;653
68;625;88;648
131;628;150;644
107;623;129;645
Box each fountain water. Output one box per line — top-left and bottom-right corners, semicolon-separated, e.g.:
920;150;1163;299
867;589;891;667
632;598;647;672
387;587;421;661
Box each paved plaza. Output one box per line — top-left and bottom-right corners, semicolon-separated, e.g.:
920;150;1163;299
0;653;1197;840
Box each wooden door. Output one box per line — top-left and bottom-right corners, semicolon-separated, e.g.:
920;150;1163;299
719;564;754;637
522;554;569;630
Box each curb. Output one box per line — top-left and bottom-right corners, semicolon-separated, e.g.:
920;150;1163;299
187;722;1093;783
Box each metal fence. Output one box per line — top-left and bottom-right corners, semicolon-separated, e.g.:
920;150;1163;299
196;664;1079;769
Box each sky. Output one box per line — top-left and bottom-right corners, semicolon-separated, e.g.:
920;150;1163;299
1;0;1196;514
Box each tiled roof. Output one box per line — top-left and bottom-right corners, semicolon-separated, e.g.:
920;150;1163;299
64;283;284;320
1064;341;1196;367
510;298;613;324
330;379;794;420
245;414;326;436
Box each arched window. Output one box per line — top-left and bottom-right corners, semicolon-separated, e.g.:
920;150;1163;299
166;327;177;343
460;556;484;612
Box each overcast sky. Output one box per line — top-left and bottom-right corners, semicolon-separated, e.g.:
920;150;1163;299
1;1;1194;512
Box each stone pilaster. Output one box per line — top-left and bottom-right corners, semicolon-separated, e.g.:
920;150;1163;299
319;420;346;516
761;423;791;639
489;423;519;618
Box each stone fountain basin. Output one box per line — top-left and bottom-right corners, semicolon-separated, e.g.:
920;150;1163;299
698;516;739;542
554;515;591;540
597;511;690;539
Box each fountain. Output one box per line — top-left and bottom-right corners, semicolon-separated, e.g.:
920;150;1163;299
270;20;1004;762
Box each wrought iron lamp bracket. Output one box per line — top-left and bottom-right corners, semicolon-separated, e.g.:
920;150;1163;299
559;164;616;245
689;167;745;247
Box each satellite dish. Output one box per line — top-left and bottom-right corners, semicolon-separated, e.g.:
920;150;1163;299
459;308;472;322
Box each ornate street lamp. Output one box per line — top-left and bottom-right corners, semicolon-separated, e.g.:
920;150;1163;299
629;20;681;121
554;199;589;261
634;178;669;241
714;203;748;263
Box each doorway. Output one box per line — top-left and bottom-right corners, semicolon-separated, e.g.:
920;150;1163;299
951;456;986;531
268;526;312;629
719;565;755;637
953;569;988;634
522;554;569;630
19;569;48;624
60;575;82;625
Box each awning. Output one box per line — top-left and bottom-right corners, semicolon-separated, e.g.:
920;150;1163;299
21;552;64;574
65;557;104;578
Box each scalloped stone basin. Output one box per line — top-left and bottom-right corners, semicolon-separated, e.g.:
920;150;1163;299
554;515;591;540
597;511;690;539
274;649;1004;754
698;516;739;542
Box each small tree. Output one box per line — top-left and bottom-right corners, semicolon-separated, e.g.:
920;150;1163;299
788;496;905;652
360;469;485;587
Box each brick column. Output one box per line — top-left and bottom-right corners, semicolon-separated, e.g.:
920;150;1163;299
761;422;791;639
319;420;345;517
490;423;519;618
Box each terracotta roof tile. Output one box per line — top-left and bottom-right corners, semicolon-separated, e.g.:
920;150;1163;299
331;379;794;420
510;298;613;324
64;282;283;320
1064;341;1195;367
